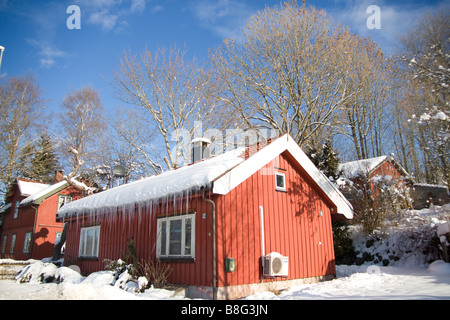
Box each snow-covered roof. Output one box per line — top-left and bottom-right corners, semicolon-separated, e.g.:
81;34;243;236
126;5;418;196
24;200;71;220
57;147;246;219
19;180;69;207
57;134;353;219
0;203;11;214
339;155;410;181
338;156;388;179
17;179;51;197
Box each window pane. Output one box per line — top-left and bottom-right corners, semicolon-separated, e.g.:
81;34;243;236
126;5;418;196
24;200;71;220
276;175;283;187
79;227;100;257
1;235;7;254
23;232;32;253
10;234;16;253
276;173;286;190
93;228;99;257
79;230;85;256
160;221;166;255
169;219;182;255
185;218;192;255
86;229;94;256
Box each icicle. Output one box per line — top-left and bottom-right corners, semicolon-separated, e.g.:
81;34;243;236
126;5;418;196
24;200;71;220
137;202;143;227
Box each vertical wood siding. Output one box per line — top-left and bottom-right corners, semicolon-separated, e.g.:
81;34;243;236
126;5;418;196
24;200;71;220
63;192;214;287
215;151;336;287
64;151;337;289
0;184;82;260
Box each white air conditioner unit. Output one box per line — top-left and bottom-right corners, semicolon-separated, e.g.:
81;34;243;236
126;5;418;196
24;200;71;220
263;252;288;277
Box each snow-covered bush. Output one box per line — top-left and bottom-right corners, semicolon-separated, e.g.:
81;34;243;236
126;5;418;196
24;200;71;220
349;205;448;266
104;257;172;292
340;170;411;234
138;259;172;289
104;238;172;292
15;261;58;283
54;266;83;284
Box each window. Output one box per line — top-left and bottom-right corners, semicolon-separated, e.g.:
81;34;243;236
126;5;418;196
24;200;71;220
23;232;32;254
79;225;100;258
275;172;286;191
10;234;16;254
58;195;73;210
157;213;195;259
55;231;65;254
13;201;19;219
1;235;7;254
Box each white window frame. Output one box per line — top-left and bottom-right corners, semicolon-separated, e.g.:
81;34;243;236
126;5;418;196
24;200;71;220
55;231;65;254
157;213;195;259
275;172;287;191
58;194;73;210
23;231;32;254
78;225;100;258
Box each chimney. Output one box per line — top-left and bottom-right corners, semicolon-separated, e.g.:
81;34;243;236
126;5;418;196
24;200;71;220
191;138;211;163
54;170;64;184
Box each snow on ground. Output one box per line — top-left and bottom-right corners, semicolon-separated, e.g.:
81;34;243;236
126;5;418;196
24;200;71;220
245;262;450;300
0;262;449;300
1;205;449;300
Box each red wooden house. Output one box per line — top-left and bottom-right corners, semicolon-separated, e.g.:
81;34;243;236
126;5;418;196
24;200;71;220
57;134;353;299
0;175;83;260
338;155;411;200
338;155;409;184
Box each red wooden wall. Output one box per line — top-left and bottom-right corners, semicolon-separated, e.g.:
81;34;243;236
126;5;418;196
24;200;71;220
32;186;82;259
63;151;337;289
215;151;337;287
0;186;36;260
63;192;215;287
0;183;83;260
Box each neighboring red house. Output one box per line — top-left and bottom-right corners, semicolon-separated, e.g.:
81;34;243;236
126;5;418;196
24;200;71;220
57;134;353;299
0;175;83;260
337;155;413;220
338;155;409;185
338;155;411;198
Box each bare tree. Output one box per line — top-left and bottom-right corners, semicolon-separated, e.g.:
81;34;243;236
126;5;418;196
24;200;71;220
209;2;358;149
394;12;449;186
0;75;43;198
112;107;163;175
112;46;236;170
336;34;395;160
55;86;107;193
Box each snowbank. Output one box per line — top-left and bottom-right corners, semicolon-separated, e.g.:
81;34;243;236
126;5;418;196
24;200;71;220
349;204;450;267
11;260;186;300
2;205;449;300
428;260;450;275
3;262;450;300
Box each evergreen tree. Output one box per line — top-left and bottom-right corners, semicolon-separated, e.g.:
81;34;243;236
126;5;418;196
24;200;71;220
306;139;341;182
24;135;59;183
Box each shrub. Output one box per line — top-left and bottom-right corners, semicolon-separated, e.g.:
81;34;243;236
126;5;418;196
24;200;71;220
138;259;172;288
333;220;356;265
340;170;411;234
104;237;172;291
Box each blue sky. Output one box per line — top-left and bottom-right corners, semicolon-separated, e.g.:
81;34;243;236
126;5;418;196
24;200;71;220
0;0;448;122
